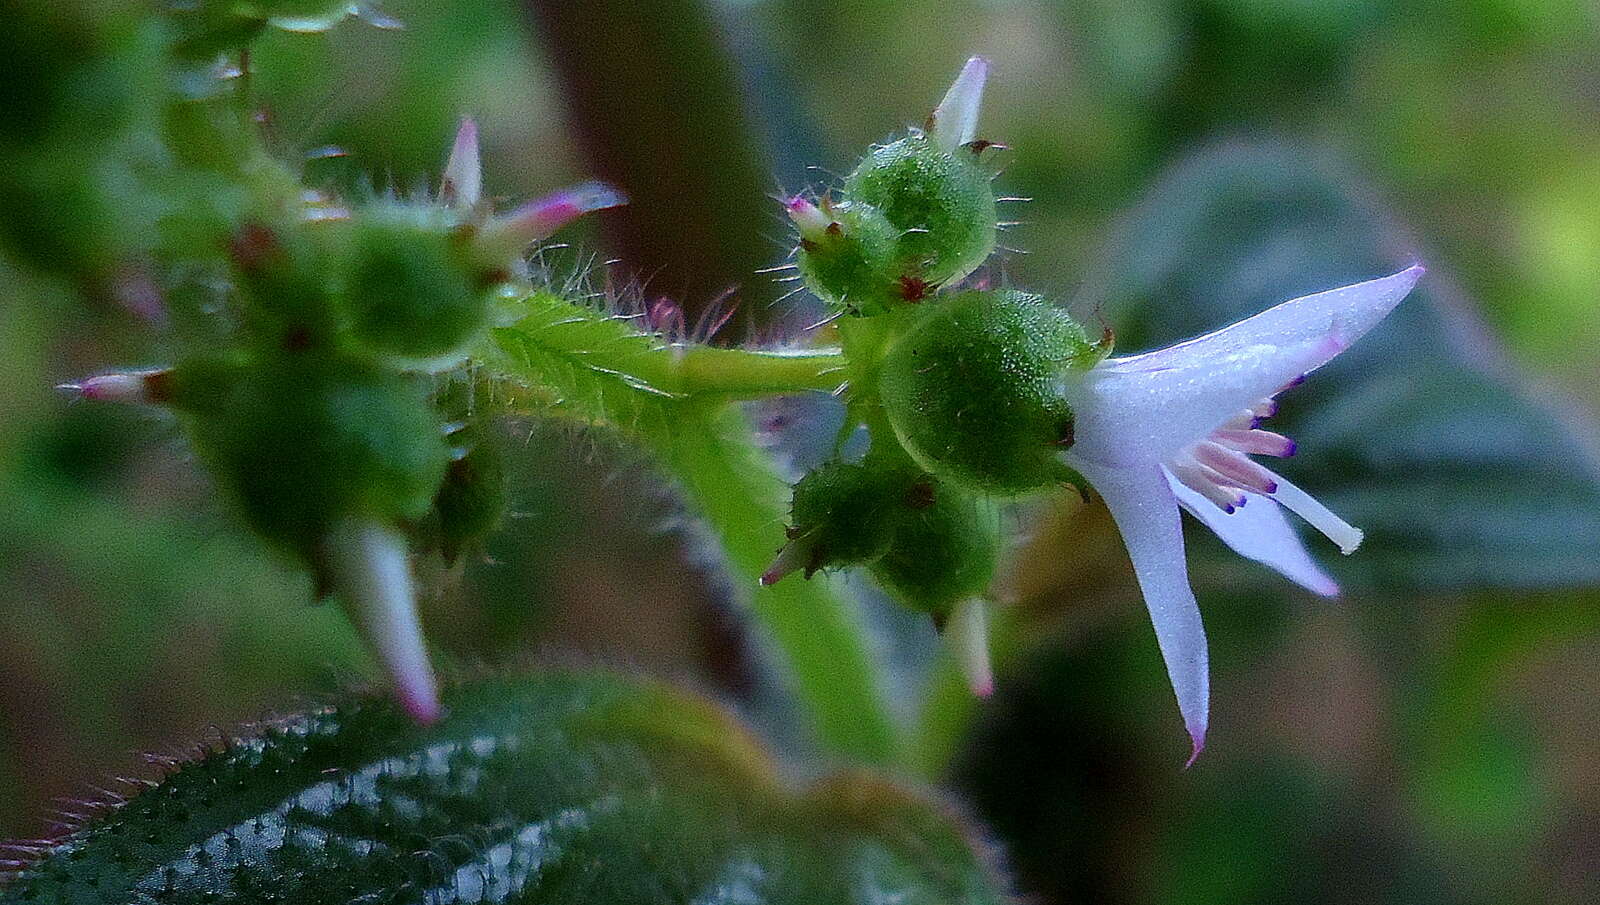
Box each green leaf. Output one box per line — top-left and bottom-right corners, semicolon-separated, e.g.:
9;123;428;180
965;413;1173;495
1085;142;1600;591
1;671;1003;905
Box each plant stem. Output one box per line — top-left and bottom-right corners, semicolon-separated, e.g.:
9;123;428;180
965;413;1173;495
671;346;848;398
493;293;847;400
487;306;897;763
650;402;899;765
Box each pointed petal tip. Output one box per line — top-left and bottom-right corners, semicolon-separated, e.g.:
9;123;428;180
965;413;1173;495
1184;730;1206;769
399;680;442;725
931;56;991;151
489;181;628;247
442;116;482;209
759;538;810;587
64;371;163;403
958;55;992;80
949;597;995;699
325;520;442;728
785;195;831;239
1373;262;1425;305
568;180;629;213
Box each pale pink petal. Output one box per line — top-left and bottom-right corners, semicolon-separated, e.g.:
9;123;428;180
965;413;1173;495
1065;266;1423;467
1071;458;1208;764
930;56;989;152
1066;333;1334;467
947;597;994;697
1165;468;1340;597
785;195;831;240
442;117;482;209
494;181;627;242
60;370;166;403
325;519;441;724
1107;266;1423;375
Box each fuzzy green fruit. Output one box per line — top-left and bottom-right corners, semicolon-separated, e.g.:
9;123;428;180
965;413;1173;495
230;222;344;352
794;202;903;316
786;460;908;574
879;289;1098;496
843;134;995;290
340;205;488;361
183;354;450;559
869;480;1000;622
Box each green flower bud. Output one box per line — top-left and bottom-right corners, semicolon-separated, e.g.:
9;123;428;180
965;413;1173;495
763;460;906;583
842;133;996;291
228;222;343;351
869;479;1000;623
182;353;450;560
430;433;507;564
789;198;903;316
879;289;1103;495
339;203;489;362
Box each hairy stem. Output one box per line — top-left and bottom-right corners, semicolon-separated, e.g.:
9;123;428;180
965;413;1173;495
486;299;897;763
493;292;846;401
651;402;899;764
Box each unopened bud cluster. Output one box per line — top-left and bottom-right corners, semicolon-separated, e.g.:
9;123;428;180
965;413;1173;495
786;67;997;317
32;4;622;720
768;59;1108;693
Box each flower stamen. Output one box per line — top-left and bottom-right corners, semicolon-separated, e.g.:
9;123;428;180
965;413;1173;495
1211;427;1297;458
1192;441;1279;494
1173;393;1364;553
1170;462;1248;513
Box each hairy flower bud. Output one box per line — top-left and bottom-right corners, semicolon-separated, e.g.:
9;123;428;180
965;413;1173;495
764;460;906;584
339;203;488;362
766;463;1000;637
879;290;1106;495
868;479;1000;624
182;354;450;560
842;133;996;292
789;197;903;316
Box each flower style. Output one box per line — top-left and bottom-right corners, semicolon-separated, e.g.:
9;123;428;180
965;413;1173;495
1059;265;1425;765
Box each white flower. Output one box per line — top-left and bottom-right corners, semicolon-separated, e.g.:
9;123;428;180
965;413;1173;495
1059;265;1425;764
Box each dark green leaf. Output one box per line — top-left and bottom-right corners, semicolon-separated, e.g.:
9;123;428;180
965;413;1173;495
2;670;1004;905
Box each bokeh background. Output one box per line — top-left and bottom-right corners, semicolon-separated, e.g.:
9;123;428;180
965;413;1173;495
5;0;1600;901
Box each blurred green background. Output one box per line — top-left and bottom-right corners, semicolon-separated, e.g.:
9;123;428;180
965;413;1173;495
5;0;1600;901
